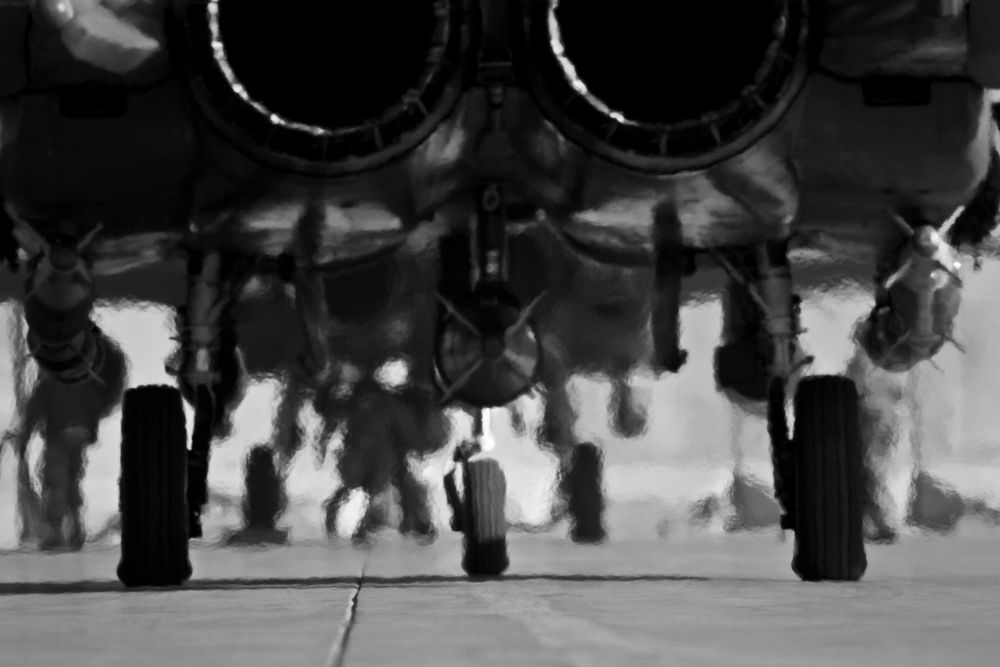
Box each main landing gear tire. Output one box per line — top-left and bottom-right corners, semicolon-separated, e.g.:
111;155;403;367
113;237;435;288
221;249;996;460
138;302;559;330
461;458;509;577
791;375;867;582
117;385;192;588
565;443;607;544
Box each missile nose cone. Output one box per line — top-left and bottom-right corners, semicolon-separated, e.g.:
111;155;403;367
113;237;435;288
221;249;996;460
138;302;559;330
913;226;940;256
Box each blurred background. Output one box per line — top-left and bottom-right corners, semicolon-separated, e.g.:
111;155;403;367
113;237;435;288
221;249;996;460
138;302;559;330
2;260;999;551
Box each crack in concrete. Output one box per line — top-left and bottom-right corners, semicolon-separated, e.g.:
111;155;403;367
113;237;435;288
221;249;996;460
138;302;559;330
324;557;367;667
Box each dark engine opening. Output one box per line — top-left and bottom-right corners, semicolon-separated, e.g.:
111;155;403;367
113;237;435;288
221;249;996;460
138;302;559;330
217;0;440;129
553;0;783;124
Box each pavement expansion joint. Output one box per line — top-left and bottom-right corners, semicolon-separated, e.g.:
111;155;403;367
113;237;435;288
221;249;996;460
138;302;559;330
324;555;368;667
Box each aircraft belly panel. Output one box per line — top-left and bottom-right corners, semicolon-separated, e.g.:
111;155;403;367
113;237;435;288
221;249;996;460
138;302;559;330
968;0;1000;86
0;84;197;234
186;158;417;266
0;2;29;98
818;0;968;77
795;75;993;250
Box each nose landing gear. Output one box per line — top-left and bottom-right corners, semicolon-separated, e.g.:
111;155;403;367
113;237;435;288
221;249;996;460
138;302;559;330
433;184;544;409
443;410;510;577
435;183;545;577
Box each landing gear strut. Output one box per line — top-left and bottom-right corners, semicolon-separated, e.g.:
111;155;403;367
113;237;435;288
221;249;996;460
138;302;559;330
435;183;543;577
707;240;867;582
434;184;543;409
174;250;250;539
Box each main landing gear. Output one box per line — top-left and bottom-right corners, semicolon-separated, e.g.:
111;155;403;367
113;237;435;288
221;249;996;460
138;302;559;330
663;239;867;582
117;385;192;587
118;250;250;587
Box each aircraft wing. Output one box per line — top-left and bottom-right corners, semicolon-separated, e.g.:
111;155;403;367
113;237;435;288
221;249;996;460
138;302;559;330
817;0;1000;86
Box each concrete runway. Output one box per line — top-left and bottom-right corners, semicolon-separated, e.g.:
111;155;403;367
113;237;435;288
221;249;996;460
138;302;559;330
1;530;999;666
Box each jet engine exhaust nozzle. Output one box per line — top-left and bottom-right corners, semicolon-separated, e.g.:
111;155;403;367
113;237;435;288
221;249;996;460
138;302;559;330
178;0;468;173
526;0;810;172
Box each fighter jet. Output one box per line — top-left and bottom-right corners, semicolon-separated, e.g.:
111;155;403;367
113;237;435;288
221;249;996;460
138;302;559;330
1;0;999;586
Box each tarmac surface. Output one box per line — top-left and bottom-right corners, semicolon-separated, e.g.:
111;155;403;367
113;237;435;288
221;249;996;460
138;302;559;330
2;530;999;666
3;272;1000;666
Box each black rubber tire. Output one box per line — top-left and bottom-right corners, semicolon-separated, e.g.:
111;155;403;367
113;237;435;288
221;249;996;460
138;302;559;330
791;375;867;582
461;458;509;577
117;385;192;587
242;445;285;531
565;443;607;544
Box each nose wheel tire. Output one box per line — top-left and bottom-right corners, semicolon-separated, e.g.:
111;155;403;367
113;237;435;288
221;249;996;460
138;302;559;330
460;458;509;577
117;385;192;588
791;375;867;582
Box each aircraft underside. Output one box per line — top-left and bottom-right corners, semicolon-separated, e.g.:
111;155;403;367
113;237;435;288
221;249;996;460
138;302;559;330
0;0;999;585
